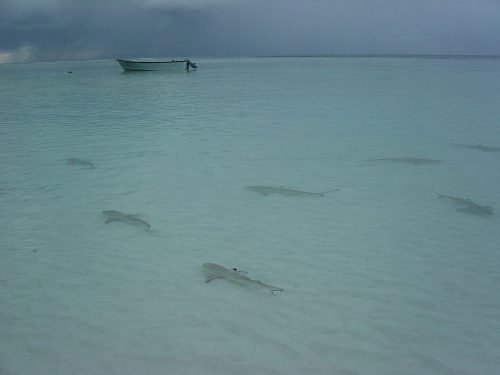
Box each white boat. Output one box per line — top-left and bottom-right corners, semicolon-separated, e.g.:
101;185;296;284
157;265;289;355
116;58;198;72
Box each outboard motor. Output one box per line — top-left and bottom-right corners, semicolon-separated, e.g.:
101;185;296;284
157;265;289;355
186;59;198;71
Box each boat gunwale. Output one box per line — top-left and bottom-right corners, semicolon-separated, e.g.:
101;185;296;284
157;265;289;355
116;59;189;64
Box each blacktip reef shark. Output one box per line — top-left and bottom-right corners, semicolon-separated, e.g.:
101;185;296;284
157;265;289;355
102;210;152;231
64;158;95;169
202;263;284;294
437;194;494;217
449;142;500;153
247;185;339;197
368;157;442;166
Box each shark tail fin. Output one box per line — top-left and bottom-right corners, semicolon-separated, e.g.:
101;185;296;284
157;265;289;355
257;281;284;294
270;288;284;295
319;189;340;196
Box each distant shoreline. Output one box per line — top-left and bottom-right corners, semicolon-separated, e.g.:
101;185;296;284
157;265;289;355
2;54;500;65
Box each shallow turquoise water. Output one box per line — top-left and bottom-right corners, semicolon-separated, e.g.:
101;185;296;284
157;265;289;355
1;57;500;374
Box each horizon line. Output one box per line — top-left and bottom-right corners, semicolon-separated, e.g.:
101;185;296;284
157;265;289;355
2;53;500;65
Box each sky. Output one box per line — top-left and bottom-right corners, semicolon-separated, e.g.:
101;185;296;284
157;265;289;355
1;0;500;63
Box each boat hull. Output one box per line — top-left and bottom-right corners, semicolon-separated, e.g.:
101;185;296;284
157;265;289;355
117;59;197;72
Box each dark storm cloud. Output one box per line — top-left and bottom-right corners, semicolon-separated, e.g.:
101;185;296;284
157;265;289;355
0;0;223;61
1;0;500;62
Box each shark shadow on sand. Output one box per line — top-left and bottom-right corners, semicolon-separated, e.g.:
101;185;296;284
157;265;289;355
247;185;338;197
202;263;284;294
437;194;494;217
102;210;152;231
368;157;442;166
64;158;95;169
449;142;500;153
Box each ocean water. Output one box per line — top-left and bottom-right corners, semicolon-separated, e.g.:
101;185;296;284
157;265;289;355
1;56;499;375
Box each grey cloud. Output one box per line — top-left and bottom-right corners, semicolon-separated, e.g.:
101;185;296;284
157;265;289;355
1;0;500;62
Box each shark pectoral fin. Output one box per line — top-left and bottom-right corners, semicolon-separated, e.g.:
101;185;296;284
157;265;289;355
105;218;118;224
206;276;222;283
